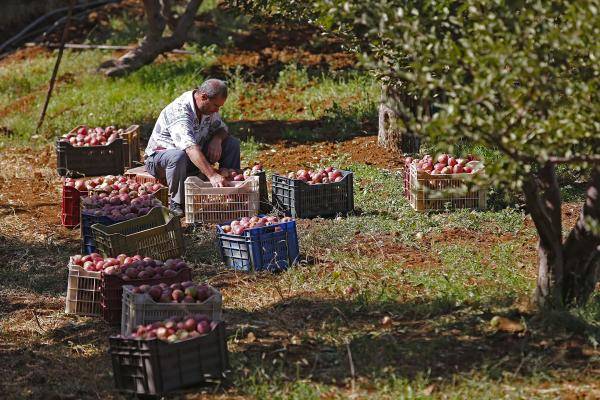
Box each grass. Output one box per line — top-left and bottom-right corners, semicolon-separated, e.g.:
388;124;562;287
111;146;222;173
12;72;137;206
0;49;377;146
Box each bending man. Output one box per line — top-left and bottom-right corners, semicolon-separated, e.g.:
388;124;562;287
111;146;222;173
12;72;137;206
144;79;239;217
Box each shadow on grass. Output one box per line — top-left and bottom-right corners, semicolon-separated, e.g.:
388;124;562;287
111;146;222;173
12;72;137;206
0;317;116;400
223;295;600;387
0;233;79;297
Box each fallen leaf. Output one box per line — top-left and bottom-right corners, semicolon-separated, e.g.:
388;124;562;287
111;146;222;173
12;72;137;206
490;316;525;333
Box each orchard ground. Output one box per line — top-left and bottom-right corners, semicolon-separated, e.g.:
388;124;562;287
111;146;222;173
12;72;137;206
0;2;599;399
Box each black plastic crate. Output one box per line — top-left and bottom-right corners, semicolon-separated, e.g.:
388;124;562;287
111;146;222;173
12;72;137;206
56;137;124;177
271;170;354;218
255;170;271;214
109;322;229;395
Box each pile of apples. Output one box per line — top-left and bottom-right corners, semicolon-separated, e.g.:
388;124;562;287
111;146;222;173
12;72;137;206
286;166;344;184
219;163;263;182
70;254;189;280
125;314;219;343
64;175;164;194
221;215;293;235
61;125;125;147
407;154;480;175
81;192;161;220
73;175;164;220
130;281;215;304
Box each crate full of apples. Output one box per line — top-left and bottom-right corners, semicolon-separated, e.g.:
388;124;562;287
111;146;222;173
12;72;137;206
220;163;270;214
217;215;299;272
405;154;487;212
120;281;222;336
78;179;164;254
99;256;192;325
56;124;140;177
184;175;260;225
65;252;165;316
109;315;229;395
62;174;167;229
272;167;354;218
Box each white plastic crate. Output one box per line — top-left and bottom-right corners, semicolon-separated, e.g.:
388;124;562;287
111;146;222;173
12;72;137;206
64;263;102;316
407;163;487;212
184;176;260;224
120;284;223;336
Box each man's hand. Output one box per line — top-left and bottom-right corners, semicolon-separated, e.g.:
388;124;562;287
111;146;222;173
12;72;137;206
206;136;222;164
208;173;228;188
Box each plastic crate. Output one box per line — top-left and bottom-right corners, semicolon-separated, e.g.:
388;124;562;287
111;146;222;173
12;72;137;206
80;211;119;255
271;170;354;218
184;176;260;225
120;125;141;170
61;184;89;228
124;165;167;186
253;170;270;214
64;181;167;230
100;266;192;325
109;322;229;395
56;136;125;177
64;263;102;316
217;219;299;272
120;285;222;336
91;207;185;260
406;163;487;212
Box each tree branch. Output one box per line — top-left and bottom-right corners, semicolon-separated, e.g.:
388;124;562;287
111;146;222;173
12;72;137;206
161;0;179;31
171;0;202;41
547;155;600;164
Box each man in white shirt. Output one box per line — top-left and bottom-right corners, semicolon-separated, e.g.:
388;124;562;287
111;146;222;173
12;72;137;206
144;79;239;216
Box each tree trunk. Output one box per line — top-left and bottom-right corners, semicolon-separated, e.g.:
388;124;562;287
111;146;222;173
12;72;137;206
378;84;421;154
562;165;600;305
524;163;600;308
98;0;202;77
522;164;565;307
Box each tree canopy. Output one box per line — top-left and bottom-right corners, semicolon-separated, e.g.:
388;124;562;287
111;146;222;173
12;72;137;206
232;0;600;306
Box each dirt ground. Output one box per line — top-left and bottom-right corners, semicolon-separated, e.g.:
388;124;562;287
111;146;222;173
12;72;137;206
0;139;595;399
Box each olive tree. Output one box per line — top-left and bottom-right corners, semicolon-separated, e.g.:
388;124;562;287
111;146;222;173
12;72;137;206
99;0;203;77
233;0;600;307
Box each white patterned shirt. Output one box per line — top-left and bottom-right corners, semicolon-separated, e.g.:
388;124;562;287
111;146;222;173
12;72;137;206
145;90;228;156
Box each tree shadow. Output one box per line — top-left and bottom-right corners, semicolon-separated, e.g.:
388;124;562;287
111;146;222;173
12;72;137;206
220;295;599;387
0;233;79;297
136;111;376;150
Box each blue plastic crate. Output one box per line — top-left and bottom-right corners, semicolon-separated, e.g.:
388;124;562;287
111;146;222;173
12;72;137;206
80;211;118;254
216;218;299;272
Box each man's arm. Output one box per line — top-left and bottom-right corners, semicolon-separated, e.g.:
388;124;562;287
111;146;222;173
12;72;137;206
185;144;227;187
205;127;228;164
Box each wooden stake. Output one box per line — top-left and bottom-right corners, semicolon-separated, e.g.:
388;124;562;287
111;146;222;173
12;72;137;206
35;0;75;135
